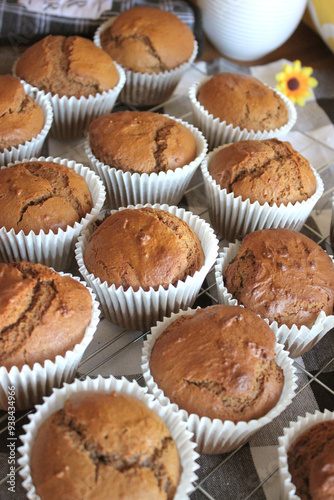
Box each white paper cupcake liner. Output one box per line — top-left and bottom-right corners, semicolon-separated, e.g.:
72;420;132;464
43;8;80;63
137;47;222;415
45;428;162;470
0;156;106;271
215;243;334;358
0;88;53;166
85;115;208;208
189;77;297;149
278;409;334;500
18;374;199;500
94;17;198;106
14;63;126;140
75;203;219;331
142;307;297;454
0;274;100;411
201;145;324;241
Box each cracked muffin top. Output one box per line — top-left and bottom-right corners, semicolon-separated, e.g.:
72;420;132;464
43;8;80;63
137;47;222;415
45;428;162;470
88;110;197;174
0;160;93;235
208;139;317;206
288;420;334;500
83;207;205;291
0;261;92;370
223;228;334;328
0;74;44;152
149;304;284;422
197;73;288;132
15;35;119;98
100;6;195;74
31;390;181;500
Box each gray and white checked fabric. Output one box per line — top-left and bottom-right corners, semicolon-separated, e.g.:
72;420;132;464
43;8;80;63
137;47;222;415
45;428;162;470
0;0;199;44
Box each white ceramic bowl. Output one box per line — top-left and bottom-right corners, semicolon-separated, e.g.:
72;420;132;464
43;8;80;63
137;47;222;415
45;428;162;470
198;0;308;61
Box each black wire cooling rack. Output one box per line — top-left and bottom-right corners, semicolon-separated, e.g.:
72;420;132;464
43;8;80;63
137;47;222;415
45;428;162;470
1;62;334;500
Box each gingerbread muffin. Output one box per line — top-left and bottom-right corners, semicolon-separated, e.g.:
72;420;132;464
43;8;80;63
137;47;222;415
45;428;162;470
30;390;182;500
0;160;93;235
0;75;44;152
288;420;334;500
0;261;92;370
208;138;317;206
149;304;284;422
223;228;334;328
100;6;195;74
197;73;288;132
15;35;119;98
88;111;197;174
83;207;205;291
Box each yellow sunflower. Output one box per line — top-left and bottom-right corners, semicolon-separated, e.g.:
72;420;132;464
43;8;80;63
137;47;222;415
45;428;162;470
276;60;318;106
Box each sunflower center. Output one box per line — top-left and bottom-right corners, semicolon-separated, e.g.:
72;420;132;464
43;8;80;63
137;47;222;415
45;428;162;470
287;77;300;91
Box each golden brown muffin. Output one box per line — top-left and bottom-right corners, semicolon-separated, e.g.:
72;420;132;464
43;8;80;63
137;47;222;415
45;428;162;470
288;420;334;500
150;304;284;422
84;207;204;291
15;35;119;98
223;228;334;328
100;6;195;74
31;390;181;500
209;139;317;206
0;261;92;370
0;160;93;235
88;111;197;174
197;73;288;132
0;74;44;152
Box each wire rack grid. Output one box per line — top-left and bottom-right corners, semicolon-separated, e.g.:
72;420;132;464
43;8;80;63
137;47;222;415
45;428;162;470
1;62;334;500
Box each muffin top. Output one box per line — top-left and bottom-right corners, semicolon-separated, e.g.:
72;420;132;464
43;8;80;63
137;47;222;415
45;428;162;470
0;74;45;152
88;111;197;174
100;6;195;74
15;35;119;98
197;72;288;132
0;161;93;235
208;139;317;206
84;207;205;291
149;304;284;422
288;420;334;500
0;261;92;370
223;228;334;328
31;390;181;500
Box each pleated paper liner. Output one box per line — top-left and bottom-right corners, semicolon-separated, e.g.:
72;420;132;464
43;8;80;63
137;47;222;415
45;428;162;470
18;375;199;500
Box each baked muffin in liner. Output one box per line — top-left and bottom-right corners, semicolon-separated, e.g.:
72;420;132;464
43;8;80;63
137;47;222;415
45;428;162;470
18;374;199;499
0;156;106;271
84;115;207;209
142;307;297;454
278;409;334;500
215;242;334;358
201;145;324;241
14;63;126;140
0;86;53;166
189;77;297;149
75;203;219;331
0;273;100;410
94;17;198;107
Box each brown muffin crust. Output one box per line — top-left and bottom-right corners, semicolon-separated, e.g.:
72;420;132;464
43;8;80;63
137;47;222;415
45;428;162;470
209;139;317;206
0;160;93;235
100;6;195;74
31;391;181;500
223;228;334;328
150;305;284;422
84;207;205;291
88;111;197;174
0;74;44;152
15;35;119;98
197;73;288;132
0;261;92;370
288;420;334;500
